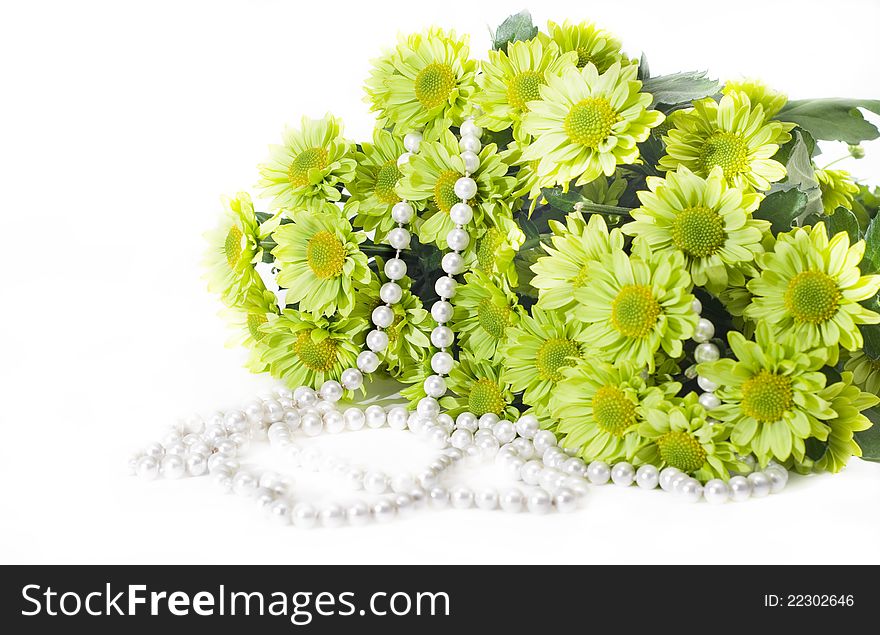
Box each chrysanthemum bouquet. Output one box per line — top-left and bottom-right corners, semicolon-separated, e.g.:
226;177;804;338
206;11;880;482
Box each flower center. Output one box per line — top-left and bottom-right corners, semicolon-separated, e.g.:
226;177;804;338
591;385;637;436
699;132;749;178
306;230;346;279
741;369;793;423
385;308;405;346
564;97;620;148
574;46;593;68
571;264;591;288
671;205;726;258
468;378;505;417
611;284;661;338
477;297;510;340
476;228;502;272
656;430;706;473
288;147;328;188
784;270;841;325
414;63;456;110
536;338;581;382
247;313;268;342
433;170;463;214
374;159;402;204
293;330;338;372
506;71;544;112
224;226;243;268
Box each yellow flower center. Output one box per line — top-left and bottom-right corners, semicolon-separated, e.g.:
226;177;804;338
293;330;338;372
374;159;402;204
611;284;661;338
741;369;793;423
591;385;637;436
571;264;591;288
477;227;502;272
699;132;749;178
506;70;544;112
247;313;268;341
224;226;243;268
536;338;581;382
415;63;456;110
306;230;346;279
385;308;405;347
784;270;841;324
468;378;505;417
671;205;725;258
574;47;594;68
433;170;463;214
288;147;328;188
564;97;620;148
656;430;706;473
477;297;510;340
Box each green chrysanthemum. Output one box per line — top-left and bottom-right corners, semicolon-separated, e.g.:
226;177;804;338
257;115;356;211
531;213;625;314
204;193;265;305
397;128;515;249
623;166;770;293
745;222;880;354
812;372;878;473
352;266;432;377
221;286;280;373
365;28;477;133
260;310;367;391
815;168;860;214
502;305;590;411
348;128;407;241
550;360;674;463
844;349;880;395
475;38;577;143
521;62;664;187
541;20;630;72
272;208;371;317
722;79;787;118
637;393;745;482
659;91;793;191
573;243;698;370
698;325;834;465
472;216;526;286
451;270;521;361
440;354;519;419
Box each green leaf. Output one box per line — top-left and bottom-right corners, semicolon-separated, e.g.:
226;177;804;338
861;324;880;360
772;130;822;215
492;11;538;51
637;52;650;82
641;71;720;107
541;187;633;218
854;419;880;463
255;211;273;224
775;99;880;144
826;206;860;243
860;214;880;275
804;437;828;462
773;128;818;164
755;189;807;234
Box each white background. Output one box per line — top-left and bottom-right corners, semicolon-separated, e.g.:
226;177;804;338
2;0;879;565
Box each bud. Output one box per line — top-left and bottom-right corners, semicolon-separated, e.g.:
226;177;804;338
848;144;865;159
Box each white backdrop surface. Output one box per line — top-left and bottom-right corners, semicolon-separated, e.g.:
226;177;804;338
1;0;879;564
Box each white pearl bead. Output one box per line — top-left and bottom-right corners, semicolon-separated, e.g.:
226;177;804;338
459;134;481;154
301;412;323;437
185;454;207;476
500;488;524;513
554;488;578;513
659;467;681;491
460;150;480;173
434;275;457;299
136;455;160;480
403;132;422;152
417;397;441;419
455;412;478;432
697;375;718;392
423;374;447;398
384;257;407;281
159;454;185;479
372;499;397;522
693;318;715;343
454;177;478;200
315;504;344;528
319;380;343;402
476;434;500;457
323;410;345;434
460;120;482;138
586;461;611;484
387;227;410;250
747;472;772;498
363;404;386;429
450;486;475;509
765;465;788;490
429;326;453;350
293;386;317;407
446;228;470;251
677;478;703;502
527;489;553;514
562;457;588;477
449;428;473;450
475;488;498;510
340;368;364;391
519;460;542;485
728;475;751;501
532;429;557;453
232;471;259;496
431;300;454;324
283;410;300;429
371;305;394;328
477;413;499;430
396;151;413;166
346;501;371;526
437;413;454;433
542;448;566;469
379;281;403;304
610;462;635;487
357;350;380;374
291;503;318;528
694;342;721;364
441;251;464;275
691;297;702;314
431;351;454;375
394;493;414;515
698;392;721;410
428;486;449;508
493;420;516;444
635;464;659;489
363;470;389;494
388;406;409;430
266;499;290;525
366;329;389;353
244;400;263;422
514;414;539;439
449;202;474;225
703;479;730;504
